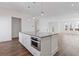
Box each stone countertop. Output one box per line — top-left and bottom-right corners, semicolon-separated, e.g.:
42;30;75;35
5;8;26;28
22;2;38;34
20;32;56;38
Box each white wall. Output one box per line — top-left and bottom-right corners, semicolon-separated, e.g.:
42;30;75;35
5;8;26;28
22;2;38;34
38;17;64;33
0;16;11;42
38;13;79;33
22;18;35;33
0;8;32;42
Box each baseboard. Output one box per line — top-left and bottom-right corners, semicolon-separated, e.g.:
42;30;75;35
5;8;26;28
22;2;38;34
12;37;19;40
12;37;18;39
0;40;12;43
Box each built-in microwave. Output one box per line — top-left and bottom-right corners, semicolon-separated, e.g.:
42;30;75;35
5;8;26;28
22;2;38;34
31;36;41;51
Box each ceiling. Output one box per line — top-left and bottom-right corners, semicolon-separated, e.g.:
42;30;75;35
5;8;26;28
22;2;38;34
0;2;79;17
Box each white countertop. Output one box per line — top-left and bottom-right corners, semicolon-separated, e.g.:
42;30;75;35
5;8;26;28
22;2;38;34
20;32;55;38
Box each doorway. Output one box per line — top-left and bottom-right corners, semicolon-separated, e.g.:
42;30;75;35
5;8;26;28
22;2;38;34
12;17;21;40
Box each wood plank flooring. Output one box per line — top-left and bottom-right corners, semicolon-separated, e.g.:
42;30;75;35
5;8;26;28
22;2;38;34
0;39;32;56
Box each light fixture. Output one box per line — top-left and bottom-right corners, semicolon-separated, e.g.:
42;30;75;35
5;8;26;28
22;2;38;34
41;11;44;16
28;2;36;9
71;3;74;7
33;17;35;19
28;5;30;8
33;2;36;4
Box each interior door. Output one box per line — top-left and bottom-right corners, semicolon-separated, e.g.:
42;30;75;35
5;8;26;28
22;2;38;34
12;17;21;39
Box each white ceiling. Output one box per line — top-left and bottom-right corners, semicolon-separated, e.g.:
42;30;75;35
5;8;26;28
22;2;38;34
0;2;79;17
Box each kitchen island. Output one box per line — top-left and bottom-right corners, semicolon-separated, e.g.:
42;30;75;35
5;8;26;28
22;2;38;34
19;32;58;56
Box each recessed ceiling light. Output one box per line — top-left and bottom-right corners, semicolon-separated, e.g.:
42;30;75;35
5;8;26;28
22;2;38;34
71;4;74;7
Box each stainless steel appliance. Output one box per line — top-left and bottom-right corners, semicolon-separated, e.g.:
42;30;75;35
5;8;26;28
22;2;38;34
31;36;41;51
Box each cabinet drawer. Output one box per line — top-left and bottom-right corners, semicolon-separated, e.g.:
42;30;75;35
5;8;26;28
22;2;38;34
29;47;40;56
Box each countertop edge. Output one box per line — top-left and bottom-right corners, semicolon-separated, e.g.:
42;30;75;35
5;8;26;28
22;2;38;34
19;32;58;38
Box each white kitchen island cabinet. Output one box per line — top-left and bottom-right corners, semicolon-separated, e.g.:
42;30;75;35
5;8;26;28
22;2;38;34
40;36;51;56
19;32;31;50
19;32;58;56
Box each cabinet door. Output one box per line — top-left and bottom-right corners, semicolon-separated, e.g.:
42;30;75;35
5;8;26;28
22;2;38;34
51;35;58;55
22;34;28;47
41;37;51;56
19;33;31;49
24;35;31;49
29;47;40;56
19;32;23;44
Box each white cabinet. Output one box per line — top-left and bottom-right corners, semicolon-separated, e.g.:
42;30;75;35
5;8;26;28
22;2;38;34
41;36;51;56
51;35;58;55
19;32;23;44
29;47;40;56
19;32;58;56
40;35;58;56
19;32;31;50
22;34;27;47
19;32;40;56
25;34;31;50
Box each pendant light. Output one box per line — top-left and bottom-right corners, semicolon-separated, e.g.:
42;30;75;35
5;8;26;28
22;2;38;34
41;11;44;16
41;3;45;16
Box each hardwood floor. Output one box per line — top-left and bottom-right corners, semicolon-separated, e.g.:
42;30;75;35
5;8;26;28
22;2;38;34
0;39;32;56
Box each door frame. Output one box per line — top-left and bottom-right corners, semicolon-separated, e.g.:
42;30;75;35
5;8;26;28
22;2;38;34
11;16;22;40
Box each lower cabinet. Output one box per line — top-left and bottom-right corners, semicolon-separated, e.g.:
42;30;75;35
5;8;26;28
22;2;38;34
29;47;40;56
24;34;31;49
41;36;51;56
50;35;58;55
19;32;23;44
19;32;40;56
41;35;58;56
19;32;58;56
19;32;31;50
